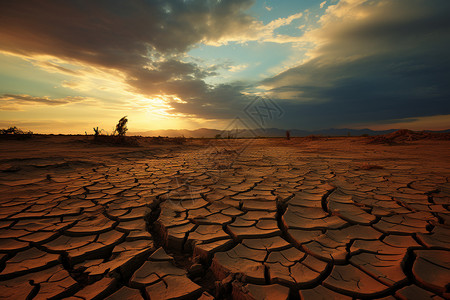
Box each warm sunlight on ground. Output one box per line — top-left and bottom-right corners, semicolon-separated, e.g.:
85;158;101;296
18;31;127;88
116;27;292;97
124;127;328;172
0;1;449;299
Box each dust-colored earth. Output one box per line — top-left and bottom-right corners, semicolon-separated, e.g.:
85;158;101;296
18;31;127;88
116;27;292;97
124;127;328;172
0;135;449;299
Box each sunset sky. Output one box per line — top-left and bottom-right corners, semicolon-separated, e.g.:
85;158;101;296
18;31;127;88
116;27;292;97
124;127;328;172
0;0;449;134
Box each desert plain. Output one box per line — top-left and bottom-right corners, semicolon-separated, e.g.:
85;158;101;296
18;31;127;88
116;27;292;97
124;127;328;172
0;134;449;299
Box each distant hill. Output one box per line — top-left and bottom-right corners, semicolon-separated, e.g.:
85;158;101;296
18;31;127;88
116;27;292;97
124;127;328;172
129;128;450;138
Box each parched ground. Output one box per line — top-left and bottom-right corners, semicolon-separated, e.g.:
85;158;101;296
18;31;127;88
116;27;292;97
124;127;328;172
0;136;449;299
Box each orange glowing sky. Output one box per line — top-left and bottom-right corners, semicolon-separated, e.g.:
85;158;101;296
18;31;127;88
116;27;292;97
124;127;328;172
0;0;449;134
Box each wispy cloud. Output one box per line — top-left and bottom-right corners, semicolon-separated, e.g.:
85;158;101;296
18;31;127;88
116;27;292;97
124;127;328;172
265;12;303;30
0;94;91;110
228;64;249;72
206;11;305;45
0;0;263;118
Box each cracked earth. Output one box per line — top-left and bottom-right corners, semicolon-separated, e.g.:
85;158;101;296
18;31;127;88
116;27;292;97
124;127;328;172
0;136;449;299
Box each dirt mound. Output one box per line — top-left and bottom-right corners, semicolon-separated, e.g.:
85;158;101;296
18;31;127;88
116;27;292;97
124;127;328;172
369;129;450;144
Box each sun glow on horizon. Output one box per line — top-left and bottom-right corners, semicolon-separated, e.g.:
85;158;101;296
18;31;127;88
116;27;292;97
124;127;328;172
1;1;449;133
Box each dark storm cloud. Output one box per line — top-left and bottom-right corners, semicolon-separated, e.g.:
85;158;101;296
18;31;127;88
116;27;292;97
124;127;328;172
1;0;449;128
0;0;255;112
142;0;450;127
168;82;253;118
261;0;450;129
127;59;217;96
0;0;254;67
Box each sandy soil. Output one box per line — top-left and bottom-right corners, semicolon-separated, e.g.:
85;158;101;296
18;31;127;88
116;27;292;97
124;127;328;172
0;135;449;299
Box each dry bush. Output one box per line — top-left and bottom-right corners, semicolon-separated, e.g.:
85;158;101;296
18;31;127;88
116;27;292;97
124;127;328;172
115;116;128;136
90;116;138;146
0;126;33;139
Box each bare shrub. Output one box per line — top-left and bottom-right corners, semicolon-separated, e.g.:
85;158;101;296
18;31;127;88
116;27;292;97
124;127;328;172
115;116;128;136
0;126;33;139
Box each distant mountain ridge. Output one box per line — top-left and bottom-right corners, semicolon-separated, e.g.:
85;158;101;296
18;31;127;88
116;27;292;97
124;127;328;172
129;128;450;138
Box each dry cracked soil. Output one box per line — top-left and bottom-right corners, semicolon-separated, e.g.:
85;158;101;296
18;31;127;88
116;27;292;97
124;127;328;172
0;135;449;300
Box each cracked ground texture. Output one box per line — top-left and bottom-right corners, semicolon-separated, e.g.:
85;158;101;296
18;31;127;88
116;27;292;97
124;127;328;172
0;136;449;299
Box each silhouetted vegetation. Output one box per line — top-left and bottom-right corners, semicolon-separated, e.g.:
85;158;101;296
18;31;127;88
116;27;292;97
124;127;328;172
114;116;128;136
89;116;186;147
90;116;135;146
93;126;101;138
0;126;33;139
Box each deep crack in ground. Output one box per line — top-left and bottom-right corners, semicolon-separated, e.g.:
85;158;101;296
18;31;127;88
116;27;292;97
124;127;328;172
0;137;449;299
